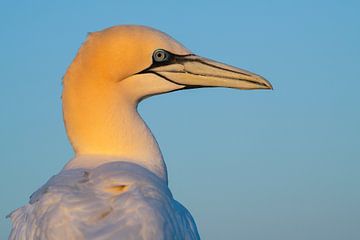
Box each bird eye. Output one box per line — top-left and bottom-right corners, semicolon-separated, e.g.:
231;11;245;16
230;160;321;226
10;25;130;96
153;49;170;63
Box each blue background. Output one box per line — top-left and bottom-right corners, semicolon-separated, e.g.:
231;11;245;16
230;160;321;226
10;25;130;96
1;1;359;239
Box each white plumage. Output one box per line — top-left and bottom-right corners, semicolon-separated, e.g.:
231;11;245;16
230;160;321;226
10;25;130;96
9;160;199;240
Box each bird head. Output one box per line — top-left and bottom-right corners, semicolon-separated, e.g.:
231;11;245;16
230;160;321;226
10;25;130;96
66;25;272;103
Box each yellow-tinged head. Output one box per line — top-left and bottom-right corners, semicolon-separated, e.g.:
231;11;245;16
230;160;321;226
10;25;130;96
64;25;271;103
62;25;272;179
67;26;189;83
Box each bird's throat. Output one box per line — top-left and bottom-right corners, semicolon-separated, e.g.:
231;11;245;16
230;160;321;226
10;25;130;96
62;78;167;182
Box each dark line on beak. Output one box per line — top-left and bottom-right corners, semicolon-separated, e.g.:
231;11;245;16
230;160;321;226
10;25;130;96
183;70;269;87
145;71;182;86
143;71;211;90
143;71;269;88
178;55;252;77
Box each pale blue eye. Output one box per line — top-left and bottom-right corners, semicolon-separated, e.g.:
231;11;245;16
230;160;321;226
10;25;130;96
153;49;170;62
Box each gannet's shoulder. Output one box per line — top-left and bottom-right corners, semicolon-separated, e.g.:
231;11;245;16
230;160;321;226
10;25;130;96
9;161;199;240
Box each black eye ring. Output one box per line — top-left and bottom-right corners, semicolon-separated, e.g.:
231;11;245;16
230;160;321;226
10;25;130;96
153;49;170;63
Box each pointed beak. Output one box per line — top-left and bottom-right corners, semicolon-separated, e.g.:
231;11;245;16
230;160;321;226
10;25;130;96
146;54;272;90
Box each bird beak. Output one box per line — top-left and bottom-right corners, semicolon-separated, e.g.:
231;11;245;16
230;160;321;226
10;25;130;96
145;54;272;90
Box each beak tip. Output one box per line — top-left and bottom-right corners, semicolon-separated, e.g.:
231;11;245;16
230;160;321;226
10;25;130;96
259;76;273;90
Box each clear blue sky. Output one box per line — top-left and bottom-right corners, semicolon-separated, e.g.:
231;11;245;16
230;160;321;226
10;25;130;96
1;1;359;239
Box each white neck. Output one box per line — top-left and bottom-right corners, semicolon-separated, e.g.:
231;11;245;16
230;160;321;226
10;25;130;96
62;73;168;182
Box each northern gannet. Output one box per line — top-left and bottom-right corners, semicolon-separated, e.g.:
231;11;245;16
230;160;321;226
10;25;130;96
8;25;272;240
